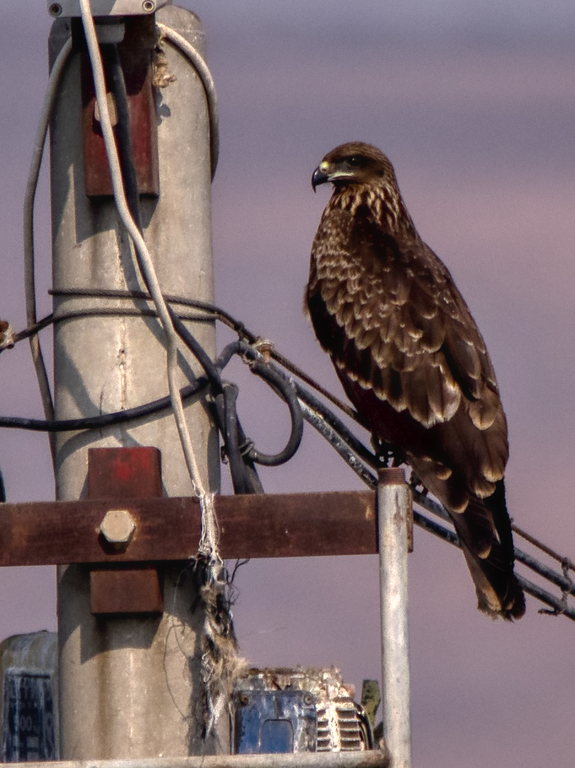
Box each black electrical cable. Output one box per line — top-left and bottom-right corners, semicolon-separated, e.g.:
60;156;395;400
210;385;263;494
299;401;379;490
221;383;256;494
170;311;223;392
5;309;575;618
244;360;303;466
295;382;381;469
411;485;575;600
0;378;208;432
231;417;264;493
296;388;575;621
215;341;304;466
0;336;302;477
214;339;243;370
49;288;256;343
103;44;142;229
296;373;575;613
12;308;215;347
9;276;575;615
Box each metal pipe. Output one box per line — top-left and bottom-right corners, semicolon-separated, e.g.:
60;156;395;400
377;468;412;768
5;750;389;768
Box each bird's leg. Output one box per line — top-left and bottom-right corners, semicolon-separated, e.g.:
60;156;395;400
371;435;398;468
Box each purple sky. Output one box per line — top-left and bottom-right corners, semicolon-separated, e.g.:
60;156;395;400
2;3;575;767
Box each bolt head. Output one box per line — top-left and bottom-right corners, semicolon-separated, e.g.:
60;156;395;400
99;509;136;546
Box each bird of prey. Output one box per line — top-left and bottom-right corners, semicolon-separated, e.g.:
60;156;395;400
307;141;525;619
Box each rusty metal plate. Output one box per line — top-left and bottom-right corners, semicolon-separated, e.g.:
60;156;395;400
90;566;163;614
87;446;162;499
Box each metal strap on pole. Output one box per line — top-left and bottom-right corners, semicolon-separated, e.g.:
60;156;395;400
377;467;412;768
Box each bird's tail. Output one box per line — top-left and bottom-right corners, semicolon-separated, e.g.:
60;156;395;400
451;480;525;620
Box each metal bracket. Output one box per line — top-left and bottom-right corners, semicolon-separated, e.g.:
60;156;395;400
48;0;169;18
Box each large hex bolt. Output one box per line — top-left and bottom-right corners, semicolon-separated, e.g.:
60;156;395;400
99;509;137;551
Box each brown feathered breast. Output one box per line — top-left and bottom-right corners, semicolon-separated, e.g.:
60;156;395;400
307;142;524;619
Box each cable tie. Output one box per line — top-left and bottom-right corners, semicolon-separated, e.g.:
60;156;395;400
538;559;574;617
253;337;274;363
238;438;255;458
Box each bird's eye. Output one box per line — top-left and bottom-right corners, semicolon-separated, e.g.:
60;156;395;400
347;156;361;167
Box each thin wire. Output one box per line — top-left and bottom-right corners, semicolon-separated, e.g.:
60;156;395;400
295;383;377;467
50;288;256;341
516;574;575;620
512;522;575;573
298;399;378;488
156;22;219;178
23;34;73;460
79;0;205;500
12;308;215;342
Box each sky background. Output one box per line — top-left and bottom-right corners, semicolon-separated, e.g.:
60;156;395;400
2;1;575;766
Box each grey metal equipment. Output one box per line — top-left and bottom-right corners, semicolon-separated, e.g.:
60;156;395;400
0;634;59;763
232;669;374;755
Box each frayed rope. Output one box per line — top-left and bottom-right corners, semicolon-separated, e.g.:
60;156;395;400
195;492;248;739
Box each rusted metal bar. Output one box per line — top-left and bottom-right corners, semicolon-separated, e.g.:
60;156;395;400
377;468;412;768
0;490;377;567
4;750;389;768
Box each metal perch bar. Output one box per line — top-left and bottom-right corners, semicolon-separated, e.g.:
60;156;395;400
5;751;389;768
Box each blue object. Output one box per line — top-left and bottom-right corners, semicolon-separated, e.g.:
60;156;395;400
234;690;317;754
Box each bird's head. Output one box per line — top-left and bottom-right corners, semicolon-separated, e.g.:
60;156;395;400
311;142;397;192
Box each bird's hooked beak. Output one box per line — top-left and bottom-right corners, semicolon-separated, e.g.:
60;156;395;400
312;159;358;191
311;161;331;192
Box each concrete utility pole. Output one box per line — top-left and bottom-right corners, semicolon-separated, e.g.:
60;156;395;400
49;4;220;759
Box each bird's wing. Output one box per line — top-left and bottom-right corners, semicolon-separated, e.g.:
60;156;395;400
308;206;508;491
309;207;501;424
